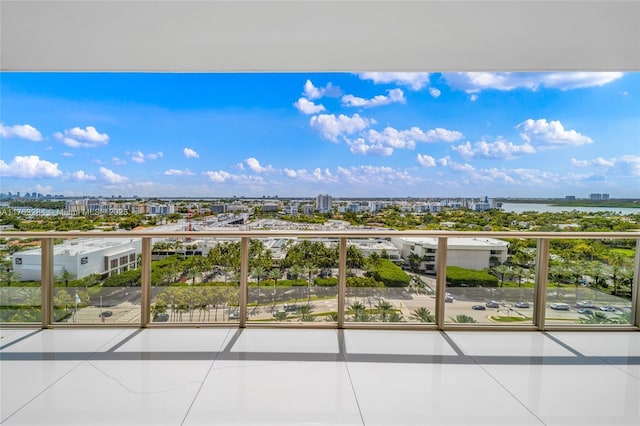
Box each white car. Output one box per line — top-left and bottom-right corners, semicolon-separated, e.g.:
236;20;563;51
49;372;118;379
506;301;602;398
549;303;570;311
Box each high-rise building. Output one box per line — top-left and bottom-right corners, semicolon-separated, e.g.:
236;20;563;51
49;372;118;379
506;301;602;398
316;194;332;213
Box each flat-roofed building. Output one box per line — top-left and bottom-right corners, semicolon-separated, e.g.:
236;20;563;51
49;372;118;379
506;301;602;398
391;237;508;272
12;238;142;281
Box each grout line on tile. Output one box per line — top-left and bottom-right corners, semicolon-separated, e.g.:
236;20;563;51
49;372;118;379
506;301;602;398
468;355;548;426
339;330;366;426
0;331;112;424
180;327;234;425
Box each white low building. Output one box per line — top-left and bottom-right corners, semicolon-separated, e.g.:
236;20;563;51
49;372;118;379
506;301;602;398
12;238;142;281
391;237;508;272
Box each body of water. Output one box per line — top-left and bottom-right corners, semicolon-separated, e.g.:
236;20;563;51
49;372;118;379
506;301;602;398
501;202;639;215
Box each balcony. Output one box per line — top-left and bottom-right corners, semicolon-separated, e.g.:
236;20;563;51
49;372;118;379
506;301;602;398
1;230;638;330
1;232;639;424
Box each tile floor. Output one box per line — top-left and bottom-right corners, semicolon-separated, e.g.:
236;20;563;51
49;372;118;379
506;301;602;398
1;328;639;425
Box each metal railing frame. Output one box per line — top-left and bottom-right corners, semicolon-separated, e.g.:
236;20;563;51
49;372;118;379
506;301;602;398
1;230;638;331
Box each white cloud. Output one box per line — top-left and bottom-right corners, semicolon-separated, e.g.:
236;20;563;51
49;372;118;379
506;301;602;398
571;155;640;176
341;88;406;108
444;72;624;93
517;119;593;146
416;154;436;167
99;167;128;184
0;123;43;141
183;147;200;158
71;170;96;181
293;98;326;114
470;94;478;102
0;155;63;178
429;87;441;98
358;72;431;90
337;165;420;185
204;171;231;183
61;152;74;157
203;170;265;185
245;157;275;173
303;80;341;100
452;139;536;160
131;151;146;163
131;150;163;163
54;126;109;148
112;157;126;166
347;138;394;156
309;113;373;142
164;169;194;176
367;126;463;151
437;156;475;172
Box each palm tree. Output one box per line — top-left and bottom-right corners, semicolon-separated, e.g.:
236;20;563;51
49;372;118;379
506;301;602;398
368;252;382;269
491;264;512;288
387;312;404;322
0;268;21;287
273;311;288;321
55;267;77;288
410;307;435;322
578;311;614;324
449;314;477;323
375;300;393;321
250;265;267;305
298;304;315;322
325;312;338;322
302;262;318;304
268;268;282;305
347;301;370;322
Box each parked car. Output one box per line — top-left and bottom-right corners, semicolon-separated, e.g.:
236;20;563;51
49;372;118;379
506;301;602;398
576;301;596;308
486;301;500;308
514;301;530;308
153;313;169;322
445;295;454;303
98;310;113;318
472;305;486;310
599;306;616;312
549;303;570;310
577;308;593;315
284;303;300;312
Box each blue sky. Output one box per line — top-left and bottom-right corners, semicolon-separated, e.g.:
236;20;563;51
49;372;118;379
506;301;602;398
1;72;638;198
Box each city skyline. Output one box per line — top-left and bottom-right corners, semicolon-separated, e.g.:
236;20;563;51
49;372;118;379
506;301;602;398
1;72;639;198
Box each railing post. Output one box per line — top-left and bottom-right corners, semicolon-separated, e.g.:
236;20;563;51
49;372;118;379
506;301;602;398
41;238;53;328
140;237;151;327
435;237;448;330
632;239;640;327
239;237;249;328
338;237;347;328
534;238;550;331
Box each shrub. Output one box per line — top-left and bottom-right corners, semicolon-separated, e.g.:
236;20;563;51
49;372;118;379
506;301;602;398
446;266;498;287
369;259;411;287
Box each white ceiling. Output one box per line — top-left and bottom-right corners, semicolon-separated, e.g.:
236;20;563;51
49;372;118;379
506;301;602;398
1;0;639;72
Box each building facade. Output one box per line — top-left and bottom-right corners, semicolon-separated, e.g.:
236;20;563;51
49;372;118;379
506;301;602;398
12;238;142;281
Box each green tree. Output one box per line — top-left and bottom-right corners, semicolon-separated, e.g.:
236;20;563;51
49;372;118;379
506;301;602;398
410;307;435;323
449;314;477;323
55;267;77;287
491;264;512;288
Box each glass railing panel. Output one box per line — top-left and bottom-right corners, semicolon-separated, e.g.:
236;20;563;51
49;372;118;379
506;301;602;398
1;237;42;324
546;238;635;326
53;237;142;324
343;238;420;324
247;237;339;324
444;237;535;325
150;237;241;324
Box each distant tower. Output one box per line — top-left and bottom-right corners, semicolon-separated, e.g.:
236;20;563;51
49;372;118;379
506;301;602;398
316;194;332;213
